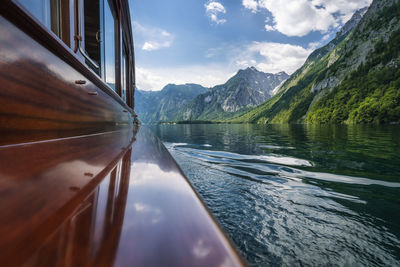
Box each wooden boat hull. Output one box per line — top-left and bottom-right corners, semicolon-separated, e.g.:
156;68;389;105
0;3;244;265
0;126;244;266
0;15;133;146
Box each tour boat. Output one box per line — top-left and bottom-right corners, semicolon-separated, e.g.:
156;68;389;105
0;0;244;265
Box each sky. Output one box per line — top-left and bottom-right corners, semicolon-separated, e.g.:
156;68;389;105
130;0;372;91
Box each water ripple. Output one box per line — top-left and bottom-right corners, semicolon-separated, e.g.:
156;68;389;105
157;124;400;267
167;143;400;188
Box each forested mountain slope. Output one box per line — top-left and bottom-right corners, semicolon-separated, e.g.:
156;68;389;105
232;0;400;124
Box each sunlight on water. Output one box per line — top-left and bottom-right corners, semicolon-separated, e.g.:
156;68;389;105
152;124;400;266
169;142;400;188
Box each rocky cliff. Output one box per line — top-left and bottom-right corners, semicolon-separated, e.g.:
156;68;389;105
232;0;400;124
175;67;288;121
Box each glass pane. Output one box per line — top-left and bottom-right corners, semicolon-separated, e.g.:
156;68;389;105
121;46;127;102
17;0;60;35
84;0;100;70
17;0;50;27
104;0;116;90
50;0;61;36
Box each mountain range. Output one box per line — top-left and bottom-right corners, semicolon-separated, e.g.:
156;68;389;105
136;0;400;125
135;84;208;124
232;0;400;124
136;69;288;123
175;68;288;121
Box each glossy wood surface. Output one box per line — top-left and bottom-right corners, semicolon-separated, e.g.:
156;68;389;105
0;3;243;265
0;16;133;145
0;126;244;266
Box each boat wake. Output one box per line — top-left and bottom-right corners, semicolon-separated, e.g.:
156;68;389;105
164;142;400;266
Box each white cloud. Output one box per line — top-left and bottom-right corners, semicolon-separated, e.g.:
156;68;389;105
311;0;372;23
242;0;372;37
205;1;227;24
136;65;234;91
260;0;336;37
142;40;173;51
242;0;259;13
264;24;275;32
250;42;312;73
133;21;174;51
136;66;166;91
136;39;315;91
136;41;313;91
233;42;313;74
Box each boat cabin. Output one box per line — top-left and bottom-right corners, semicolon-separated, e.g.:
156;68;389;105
0;0;136;145
14;0;135;107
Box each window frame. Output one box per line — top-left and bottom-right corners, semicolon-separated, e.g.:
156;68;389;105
101;0;118;92
5;0;132;110
14;0;70;44
76;0;101;74
10;0;134;109
120;41;128;103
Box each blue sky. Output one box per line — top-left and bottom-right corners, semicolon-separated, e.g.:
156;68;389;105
130;0;371;91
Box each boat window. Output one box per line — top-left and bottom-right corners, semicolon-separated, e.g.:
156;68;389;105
103;0;116;91
17;0;61;37
83;0;101;74
121;43;127;103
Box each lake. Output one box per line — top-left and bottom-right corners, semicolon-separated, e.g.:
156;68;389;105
150;124;400;266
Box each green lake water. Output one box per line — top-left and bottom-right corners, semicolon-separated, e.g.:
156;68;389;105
150;124;400;266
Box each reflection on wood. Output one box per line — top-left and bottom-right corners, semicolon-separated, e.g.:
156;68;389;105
0;129;135;266
0;16;133;146
23;149;133;266
0;127;244;266
0;0;244;265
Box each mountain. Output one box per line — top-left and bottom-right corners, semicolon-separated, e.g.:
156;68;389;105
175;68;289;121
232;0;400;124
135;83;208;123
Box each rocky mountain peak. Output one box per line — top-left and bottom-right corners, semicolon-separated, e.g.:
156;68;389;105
336;6;369;38
306;6;369;63
276;71;289;77
238;67;288;78
238;66;258;75
232;0;400;124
